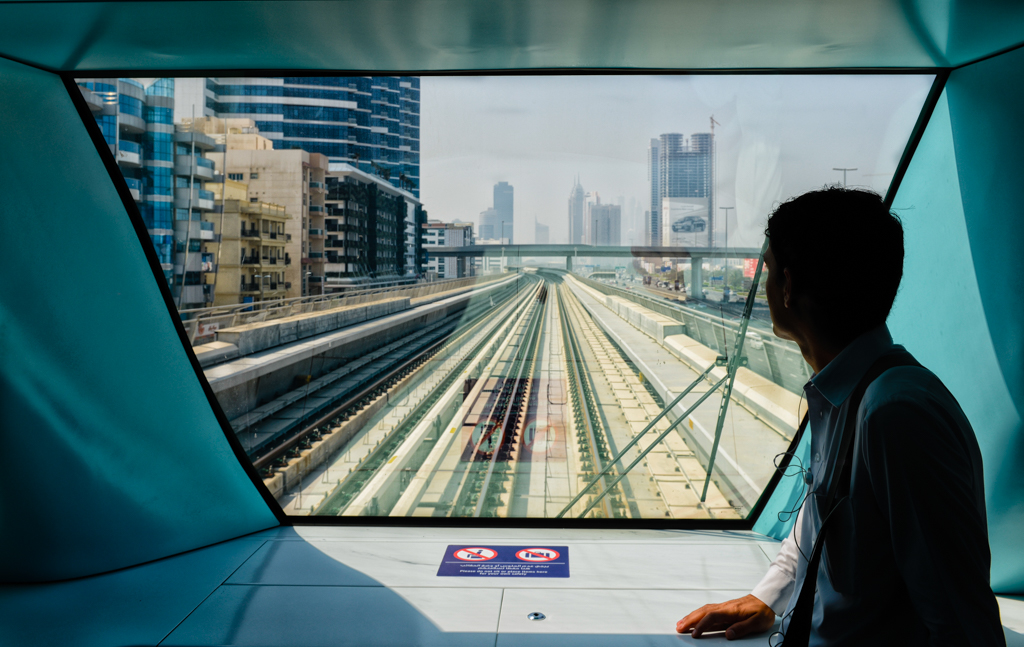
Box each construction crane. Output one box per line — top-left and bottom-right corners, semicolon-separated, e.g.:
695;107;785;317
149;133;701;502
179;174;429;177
710;115;721;135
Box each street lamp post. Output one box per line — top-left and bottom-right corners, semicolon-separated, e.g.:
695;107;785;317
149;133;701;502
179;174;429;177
259;273;271;304
833;167;858;187
719;206;735;300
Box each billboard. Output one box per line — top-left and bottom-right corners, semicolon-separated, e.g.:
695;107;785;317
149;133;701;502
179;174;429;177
661;197;709;247
743;258;759;278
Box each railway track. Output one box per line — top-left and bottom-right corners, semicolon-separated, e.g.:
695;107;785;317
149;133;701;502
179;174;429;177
310;276;546;516
271;272;747;519
246;277;527;474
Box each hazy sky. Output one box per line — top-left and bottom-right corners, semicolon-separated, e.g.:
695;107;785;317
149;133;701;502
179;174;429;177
419;74;933;248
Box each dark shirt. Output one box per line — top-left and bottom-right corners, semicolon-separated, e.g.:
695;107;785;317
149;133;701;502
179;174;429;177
774;325;1004;646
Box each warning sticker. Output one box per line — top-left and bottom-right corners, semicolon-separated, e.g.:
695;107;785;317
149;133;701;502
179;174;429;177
437;545;569;578
454;547;497;561
515;548;560;562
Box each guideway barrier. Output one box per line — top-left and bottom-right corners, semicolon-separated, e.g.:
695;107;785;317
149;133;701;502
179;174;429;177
570;277;803;440
561;241;772;514
182;274;506;349
577;275;813;395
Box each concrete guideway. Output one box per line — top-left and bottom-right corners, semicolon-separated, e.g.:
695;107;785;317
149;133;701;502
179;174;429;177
564;275;797;513
556;281;739;520
275;282;536;515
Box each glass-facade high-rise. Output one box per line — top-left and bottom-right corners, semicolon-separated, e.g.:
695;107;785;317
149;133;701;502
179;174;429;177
493;181;514;243
79;78;218;307
649;132;715;247
79;78;176;281
178;77;420;199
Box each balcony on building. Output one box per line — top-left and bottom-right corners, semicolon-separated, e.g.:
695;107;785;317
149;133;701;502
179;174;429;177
308;180;325;192
174;187;216;211
176;285;207;307
199;221;215;241
309;228;325;238
173;219;215;243
77;85;107;113
174;154;215;181
116;139;141;167
123;177;142;201
173;129;217;152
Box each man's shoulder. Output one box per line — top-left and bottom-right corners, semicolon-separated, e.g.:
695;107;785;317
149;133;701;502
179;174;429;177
857;362;973;445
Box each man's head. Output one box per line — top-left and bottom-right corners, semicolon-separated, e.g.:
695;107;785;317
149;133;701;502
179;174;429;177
764;186;903;349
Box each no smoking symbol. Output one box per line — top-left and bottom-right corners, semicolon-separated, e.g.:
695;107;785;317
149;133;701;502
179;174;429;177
515;548;560;562
454;547;497;561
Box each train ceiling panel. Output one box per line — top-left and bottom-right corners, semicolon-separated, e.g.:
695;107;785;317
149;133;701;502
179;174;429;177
2;0;1024;72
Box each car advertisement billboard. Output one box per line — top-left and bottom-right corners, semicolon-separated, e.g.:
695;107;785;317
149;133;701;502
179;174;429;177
662;197;709;247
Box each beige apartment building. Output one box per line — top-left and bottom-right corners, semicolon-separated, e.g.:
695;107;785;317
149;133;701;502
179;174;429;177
188;117;327;299
205;180;291;306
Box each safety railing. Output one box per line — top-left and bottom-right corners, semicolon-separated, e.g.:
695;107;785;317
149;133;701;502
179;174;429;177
180;273;508;345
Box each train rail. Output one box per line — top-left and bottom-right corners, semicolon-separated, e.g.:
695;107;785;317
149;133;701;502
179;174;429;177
267;272;756;518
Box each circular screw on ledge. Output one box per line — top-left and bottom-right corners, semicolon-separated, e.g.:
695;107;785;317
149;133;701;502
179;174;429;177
527;612;546;621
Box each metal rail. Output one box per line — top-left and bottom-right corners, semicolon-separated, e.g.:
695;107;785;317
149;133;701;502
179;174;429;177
252;277;525;471
448;281;545;517
473;284;547;517
554;360;720;518
557;283;615;519
314;276;541;515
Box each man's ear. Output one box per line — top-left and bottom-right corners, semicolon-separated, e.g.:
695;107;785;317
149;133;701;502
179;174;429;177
783;268;793;308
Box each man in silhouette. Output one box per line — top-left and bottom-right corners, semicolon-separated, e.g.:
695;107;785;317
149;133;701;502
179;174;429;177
676;187;1004;646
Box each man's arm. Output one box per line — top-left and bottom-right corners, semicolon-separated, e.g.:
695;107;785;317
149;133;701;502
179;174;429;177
676;506;805;639
862;399;1005;647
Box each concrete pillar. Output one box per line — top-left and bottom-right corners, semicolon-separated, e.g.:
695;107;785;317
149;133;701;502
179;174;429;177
689;257;703;298
566;256;572;271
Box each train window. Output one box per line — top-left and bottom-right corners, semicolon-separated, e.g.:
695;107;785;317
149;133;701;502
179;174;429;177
74;73;933;521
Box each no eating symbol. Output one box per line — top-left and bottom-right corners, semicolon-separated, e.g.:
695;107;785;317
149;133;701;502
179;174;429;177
515;548;560;562
454;547;497;561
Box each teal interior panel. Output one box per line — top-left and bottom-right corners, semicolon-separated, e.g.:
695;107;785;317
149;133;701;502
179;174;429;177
751;428;811;540
0;58;277;583
888;90;1024;592
944;48;1024;593
946;46;1024;417
0;0;942;72
0;539;265;645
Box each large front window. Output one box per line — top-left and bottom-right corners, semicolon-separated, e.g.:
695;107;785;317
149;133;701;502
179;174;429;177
76;73;933;521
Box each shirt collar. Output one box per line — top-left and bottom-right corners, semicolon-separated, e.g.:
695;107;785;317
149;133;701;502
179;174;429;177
809;324;895;408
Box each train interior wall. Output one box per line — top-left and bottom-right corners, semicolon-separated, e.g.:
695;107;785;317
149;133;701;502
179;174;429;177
1;3;1024;644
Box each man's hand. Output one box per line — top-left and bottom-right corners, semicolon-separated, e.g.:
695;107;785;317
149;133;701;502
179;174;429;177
676;594;776;640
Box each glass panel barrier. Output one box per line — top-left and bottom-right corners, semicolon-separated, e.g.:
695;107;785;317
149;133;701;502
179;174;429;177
74;74;933;519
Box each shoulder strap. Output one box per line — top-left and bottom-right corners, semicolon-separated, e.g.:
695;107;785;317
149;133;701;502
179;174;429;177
781;349;921;646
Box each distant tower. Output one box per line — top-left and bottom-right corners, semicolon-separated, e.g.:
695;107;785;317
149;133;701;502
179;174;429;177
568;176;585;245
535;218;550;245
647;139;660;246
479;207;497;240
651;132;715;246
493;181;514;243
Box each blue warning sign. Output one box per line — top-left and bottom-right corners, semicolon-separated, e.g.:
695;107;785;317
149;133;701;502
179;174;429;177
437;545;570;578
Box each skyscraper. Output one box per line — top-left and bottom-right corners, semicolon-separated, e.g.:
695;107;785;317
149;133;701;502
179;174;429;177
589;203;621;246
535;219;550;245
177;77;421;198
493;181;514;243
568;177;585;245
78;78;218;308
648;132;715;246
478;207;498;240
647;138;660;246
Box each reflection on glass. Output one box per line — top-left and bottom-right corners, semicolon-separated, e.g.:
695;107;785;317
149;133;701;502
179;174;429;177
74;74;932;519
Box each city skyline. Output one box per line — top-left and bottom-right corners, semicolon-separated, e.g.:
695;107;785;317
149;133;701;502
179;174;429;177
420;74;932;247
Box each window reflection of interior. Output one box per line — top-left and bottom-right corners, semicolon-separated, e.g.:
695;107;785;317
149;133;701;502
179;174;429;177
75;74;932;521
